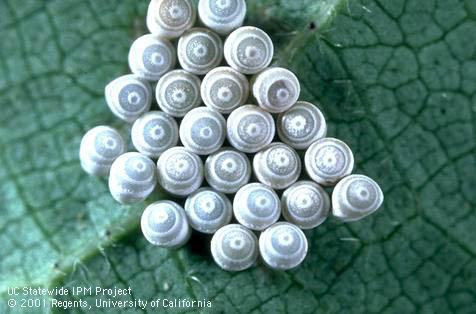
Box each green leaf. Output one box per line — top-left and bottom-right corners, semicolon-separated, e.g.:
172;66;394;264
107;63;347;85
0;0;475;313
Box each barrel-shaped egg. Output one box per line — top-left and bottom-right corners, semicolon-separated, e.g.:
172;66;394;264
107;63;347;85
146;0;196;38
233;183;281;231
332;174;384;222
211;224;258;271
253;143;301;190
259;222;308;270
277;101;327;149
227;105;275;153
252;67;300;113
157;147;204;196
180;107;226;155
282;181;330;229
131;111;179;159
128;34;176;81
304;138;354;186
184;188;233;233
141;200;191;248
108;152;157;204
205;148;251;194
105;75;152;123
198;0;246;35
224;26;273;74
156;70;202;117
201;66;249;114
177;28;223;75
79;126;126;176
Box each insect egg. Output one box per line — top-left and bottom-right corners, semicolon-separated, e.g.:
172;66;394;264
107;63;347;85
281;181;330;229
233;183;281;231
184;188;233;233
179;107;226;155
252;67;300;113
146;0;196;38
304;137;354;186
332;174;384;222
128;34;176;81
131;111;179;159
79;126;126;176
224;26;274;74
205;148;251;194
253;143;301;190
259;222;308;270
277;101;327;149
211;224;258;271
156;70;202;117
198;0;247;35
177;27;223;75
108;152;157;204
141;200;191;248
201;66;249;114
227;105;275;153
105;75;152;123
157;147;204;196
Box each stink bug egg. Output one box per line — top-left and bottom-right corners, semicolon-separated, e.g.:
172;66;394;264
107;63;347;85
277;101;327;150
211;224;258;271
177;27;223;75
233;183;281;231
105;75;152;123
253;143;301;190
282;181;330;229
205;148;251;194
156;70;202;117
201;66;249;114
108;152;157;204
332;174;384;222
304;137;354;186
141;200;191;248
224;26;273;74
259;222;308;270
179;107;226;155
157;147;204;196
184;188;233;233
146;0;196;38
252;67;300;113
128;34;176;81
227;105;275;153
131;111;179;159
198;0;247;35
79;126;126;176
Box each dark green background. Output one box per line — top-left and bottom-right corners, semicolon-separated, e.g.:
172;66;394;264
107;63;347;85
0;0;475;313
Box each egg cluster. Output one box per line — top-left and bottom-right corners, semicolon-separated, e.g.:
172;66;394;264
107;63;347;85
80;0;384;271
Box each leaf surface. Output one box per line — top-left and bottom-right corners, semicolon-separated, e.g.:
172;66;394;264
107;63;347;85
0;0;475;313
